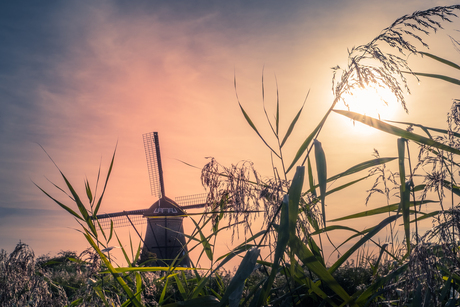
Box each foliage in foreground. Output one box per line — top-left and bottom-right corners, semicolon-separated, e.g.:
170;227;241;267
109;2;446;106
24;4;460;307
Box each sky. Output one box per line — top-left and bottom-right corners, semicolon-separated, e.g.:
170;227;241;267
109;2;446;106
1;0;460;268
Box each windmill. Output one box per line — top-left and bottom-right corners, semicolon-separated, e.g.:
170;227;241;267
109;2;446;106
94;132;207;267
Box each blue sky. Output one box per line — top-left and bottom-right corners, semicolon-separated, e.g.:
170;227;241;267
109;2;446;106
1;0;459;266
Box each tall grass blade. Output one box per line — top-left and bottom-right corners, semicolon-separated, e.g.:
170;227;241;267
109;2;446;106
411;72;460;86
419;52;460;70
333;110;460;155
276;82;280;135
385;120;460;139
329;200;437;221
84;178;93;204
173;274;187;300
401;181;411;253
257;195;290;306
237;102;280;158
160;276;169;304
135;272;142;303
280;94;307;148
304;158;396;194
34;183;83;220
310;225;361;236
83;230;143;307
219;248;260;307
58;172;97;237
289;166;304;241
307;157;316;197
289;235;355;306
94;146;117;216
328;214;400;274
314;140;327;227
191;218;213;262
286;111;328;173
355;263;409;305
308;237;325;266
322;175;369;196
397;138;406;192
115;232;132;266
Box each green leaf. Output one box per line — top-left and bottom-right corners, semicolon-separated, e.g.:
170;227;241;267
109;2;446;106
329;157;396;182
397;138;406;192
59;172;97;237
310;225;360;236
333;110;460;156
159;275;169;304
354;263;408;305
280;92;308;148
276;85;280;135
174;274;187;300
135;272;142;303
34;183;83;220
329;200;437;222
219;248;260;307
401;181;411;253
108;220;114;244
314;140;327;227
322;175;368;197
94;146;117;216
115;232;132;266
328;214;400;274
83;230;143;307
420;52;460;70
304;158;396;195
191;218;213;262
289;235;356;306
307;157;316;197
85;178;93;204
288;166;305;242
286;111;328;173
237;102;280;159
412;72;460;86
385;120;460;139
257;196;290;306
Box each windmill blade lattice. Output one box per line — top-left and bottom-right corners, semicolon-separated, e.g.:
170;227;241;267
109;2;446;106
176;193;207;209
143;132;165;199
94;209;147;229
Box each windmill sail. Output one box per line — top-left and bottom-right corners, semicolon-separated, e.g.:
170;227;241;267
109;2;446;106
94;209;147;228
143;132;165;198
176;193;207;209
94;193;207;229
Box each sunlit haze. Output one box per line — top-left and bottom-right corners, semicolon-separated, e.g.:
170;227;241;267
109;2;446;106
1;0;460;269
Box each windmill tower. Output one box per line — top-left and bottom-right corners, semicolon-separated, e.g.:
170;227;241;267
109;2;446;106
94;132;207;267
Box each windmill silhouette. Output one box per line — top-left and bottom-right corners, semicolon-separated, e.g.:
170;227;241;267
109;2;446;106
94;132;207;267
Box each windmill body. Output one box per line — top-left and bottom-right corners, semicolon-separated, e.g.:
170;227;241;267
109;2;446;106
94;132;205;267
140;196;190;267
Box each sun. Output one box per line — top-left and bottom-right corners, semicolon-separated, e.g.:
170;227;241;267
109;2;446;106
335;85;401;135
341;85;399;120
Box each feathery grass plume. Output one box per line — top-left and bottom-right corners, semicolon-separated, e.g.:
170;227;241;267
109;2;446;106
333;5;460;114
201;158;287;243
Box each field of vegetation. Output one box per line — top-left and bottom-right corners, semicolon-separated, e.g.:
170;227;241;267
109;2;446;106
2;5;460;306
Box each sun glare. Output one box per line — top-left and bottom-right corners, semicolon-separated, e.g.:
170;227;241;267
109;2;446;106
335;85;401;135
342;86;399;120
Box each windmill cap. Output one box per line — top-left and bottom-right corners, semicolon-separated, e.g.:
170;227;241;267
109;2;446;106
143;196;186;217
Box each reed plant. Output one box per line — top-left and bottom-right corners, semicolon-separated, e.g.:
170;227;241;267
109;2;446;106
31;4;460;307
